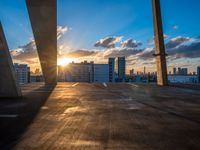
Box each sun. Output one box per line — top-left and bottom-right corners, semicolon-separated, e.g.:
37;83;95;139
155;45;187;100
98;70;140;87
58;58;74;66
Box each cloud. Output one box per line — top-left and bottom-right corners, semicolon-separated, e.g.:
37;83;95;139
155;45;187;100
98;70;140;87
165;36;191;49
10;31;200;73
148;34;168;45
12;25;68;59
94;36;122;48
139;36;200;60
11;40;37;61
168;41;200;59
172;25;179;30
164;34;169;39
10;25;68;70
60;49;97;58
121;39;142;48
138;48;155;60
103;47;142;58
57;25;68;40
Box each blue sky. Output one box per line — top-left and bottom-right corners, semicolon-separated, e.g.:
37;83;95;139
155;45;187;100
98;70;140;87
0;0;200;73
57;0;153;50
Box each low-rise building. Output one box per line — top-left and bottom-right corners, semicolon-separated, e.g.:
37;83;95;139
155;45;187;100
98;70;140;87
168;75;197;84
30;75;44;82
58;61;94;82
94;64;109;82
14;63;30;84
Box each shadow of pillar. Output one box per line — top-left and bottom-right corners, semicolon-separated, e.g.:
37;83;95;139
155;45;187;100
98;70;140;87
0;84;56;149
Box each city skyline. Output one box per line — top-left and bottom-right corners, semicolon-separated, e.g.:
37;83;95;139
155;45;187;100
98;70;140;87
0;0;200;73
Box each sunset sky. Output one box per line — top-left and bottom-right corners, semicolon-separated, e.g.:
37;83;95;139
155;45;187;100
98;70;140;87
0;0;200;73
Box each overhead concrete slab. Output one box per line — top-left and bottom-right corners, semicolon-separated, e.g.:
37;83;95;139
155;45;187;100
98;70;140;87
152;0;168;86
26;0;57;85
0;22;22;97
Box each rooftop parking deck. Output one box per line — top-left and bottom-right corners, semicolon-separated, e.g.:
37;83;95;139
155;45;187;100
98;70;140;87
0;83;200;149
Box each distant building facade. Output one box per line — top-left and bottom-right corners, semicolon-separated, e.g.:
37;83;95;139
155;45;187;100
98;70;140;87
173;67;188;75
94;64;109;82
14;63;30;84
30;75;44;82
30;68;44;83
66;61;93;82
115;57;126;82
173;68;176;75
130;69;134;77
168;75;197;84
197;66;200;83
108;58;115;82
58;57;127;83
58;61;94;82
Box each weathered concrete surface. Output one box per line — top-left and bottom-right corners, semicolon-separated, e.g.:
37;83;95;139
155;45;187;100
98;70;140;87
0;22;21;97
0;83;200;149
26;0;57;85
152;0;168;86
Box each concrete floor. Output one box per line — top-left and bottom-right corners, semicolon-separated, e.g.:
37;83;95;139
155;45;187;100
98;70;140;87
0;83;200;150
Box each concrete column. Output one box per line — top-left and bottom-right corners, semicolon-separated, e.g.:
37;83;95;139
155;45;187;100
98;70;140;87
152;0;168;86
0;22;22;97
26;0;57;85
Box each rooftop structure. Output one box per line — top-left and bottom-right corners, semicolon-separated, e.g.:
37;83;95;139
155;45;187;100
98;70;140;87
0;83;200;149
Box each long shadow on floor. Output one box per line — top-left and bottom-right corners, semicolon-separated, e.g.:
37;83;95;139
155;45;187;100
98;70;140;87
0;84;55;149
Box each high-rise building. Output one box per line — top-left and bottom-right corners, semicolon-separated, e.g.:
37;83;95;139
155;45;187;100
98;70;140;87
197;66;200;83
130;69;134;76
117;57;126;82
181;68;188;75
108;58;115;82
173;67;188;75
14;63;29;84
173;68;176;75
27;67;31;83
94;64;109;82
143;67;146;75
178;67;181;75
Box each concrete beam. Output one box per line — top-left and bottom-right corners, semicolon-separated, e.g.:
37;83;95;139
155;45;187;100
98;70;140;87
26;0;57;85
0;22;22;97
152;0;168;86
